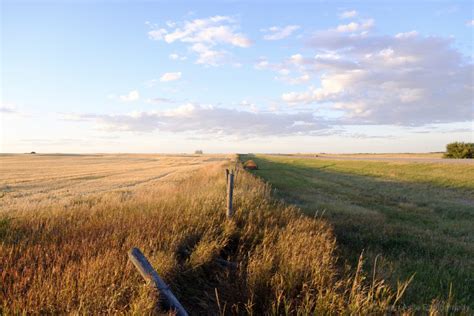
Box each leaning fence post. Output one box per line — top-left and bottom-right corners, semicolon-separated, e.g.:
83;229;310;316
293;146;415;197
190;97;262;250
128;248;188;316
226;171;234;218
225;168;229;184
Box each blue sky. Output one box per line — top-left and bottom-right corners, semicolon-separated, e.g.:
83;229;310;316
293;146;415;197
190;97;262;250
1;0;473;153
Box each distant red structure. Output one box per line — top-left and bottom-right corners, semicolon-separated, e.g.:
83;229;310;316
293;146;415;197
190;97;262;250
243;160;258;170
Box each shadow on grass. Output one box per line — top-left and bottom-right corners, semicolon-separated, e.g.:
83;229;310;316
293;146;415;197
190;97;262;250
242;155;474;308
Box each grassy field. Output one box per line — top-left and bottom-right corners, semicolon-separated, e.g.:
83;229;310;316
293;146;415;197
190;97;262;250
0;154;413;314
290;153;444;159
242;154;474;310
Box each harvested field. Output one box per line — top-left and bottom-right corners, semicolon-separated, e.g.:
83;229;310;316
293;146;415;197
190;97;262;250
0;154;229;212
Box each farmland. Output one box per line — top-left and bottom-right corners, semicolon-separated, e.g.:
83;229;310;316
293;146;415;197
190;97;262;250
0;154;412;314
242;154;474;310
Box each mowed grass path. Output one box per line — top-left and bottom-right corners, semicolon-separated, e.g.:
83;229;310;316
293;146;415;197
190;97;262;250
242;154;474;308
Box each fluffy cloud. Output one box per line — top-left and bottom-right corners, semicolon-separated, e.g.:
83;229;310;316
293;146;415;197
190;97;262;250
339;10;358;19
280;28;473;126
278;73;311;85
169;53;187;60
160;72;182;82
76;103;329;137
467;20;474;27
394;31;418;39
261;25;300;40
119;90;140;102
147;16;251;66
335;19;374;33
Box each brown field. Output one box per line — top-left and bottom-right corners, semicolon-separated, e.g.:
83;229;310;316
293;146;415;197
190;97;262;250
0;154;229;212
0;154;417;314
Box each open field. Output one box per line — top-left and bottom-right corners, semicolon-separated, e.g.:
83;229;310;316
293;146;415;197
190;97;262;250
275;153;474;164
0;154;229;212
242;154;474;309
287;153;444;159
0;154;415;314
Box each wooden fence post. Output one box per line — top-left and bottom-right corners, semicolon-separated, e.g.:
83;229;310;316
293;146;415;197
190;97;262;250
226;172;234;218
128;248;188;316
225;168;229;184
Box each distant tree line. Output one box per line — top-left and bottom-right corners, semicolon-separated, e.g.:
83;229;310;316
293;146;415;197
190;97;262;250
444;142;473;159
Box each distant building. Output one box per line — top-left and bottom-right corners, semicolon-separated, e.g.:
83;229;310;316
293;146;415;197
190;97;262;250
194;150;203;154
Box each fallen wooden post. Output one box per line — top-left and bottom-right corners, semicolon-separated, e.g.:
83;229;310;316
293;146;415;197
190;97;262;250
128;248;188;316
226;172;234;218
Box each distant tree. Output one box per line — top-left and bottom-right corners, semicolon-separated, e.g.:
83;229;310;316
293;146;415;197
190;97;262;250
194;150;203;154
444;142;473;159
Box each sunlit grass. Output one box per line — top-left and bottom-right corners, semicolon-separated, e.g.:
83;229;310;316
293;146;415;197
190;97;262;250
244;154;474;310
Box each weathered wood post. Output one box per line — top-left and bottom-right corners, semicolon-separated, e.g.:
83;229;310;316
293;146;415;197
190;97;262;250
225;168;229;184
128;248;188;316
226;171;234;218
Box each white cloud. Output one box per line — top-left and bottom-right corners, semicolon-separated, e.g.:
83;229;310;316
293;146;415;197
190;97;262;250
254;57;270;70
290;53;305;65
280;28;473;126
339;10;358;19
261;25;300;40
144;79;158;88
0;103;17;114
119;90;140;102
395;30;418;38
169;53;187;60
336;19;374;33
239;100;258;112
160;72;182;82
145;97;175;104
75;103;329;137
190;43;227;66
278;73;311;85
256;56;297;73
148;15;251;66
466;20;474;27
148;28;167;40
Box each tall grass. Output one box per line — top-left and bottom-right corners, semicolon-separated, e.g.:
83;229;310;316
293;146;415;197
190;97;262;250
2;158;410;314
243;154;473;313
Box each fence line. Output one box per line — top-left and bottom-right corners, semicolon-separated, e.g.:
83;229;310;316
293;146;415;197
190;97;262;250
129;162;240;313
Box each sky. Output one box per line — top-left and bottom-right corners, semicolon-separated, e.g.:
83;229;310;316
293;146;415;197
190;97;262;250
1;0;473;153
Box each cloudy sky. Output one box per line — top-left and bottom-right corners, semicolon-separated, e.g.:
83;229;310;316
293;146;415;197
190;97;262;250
1;1;473;153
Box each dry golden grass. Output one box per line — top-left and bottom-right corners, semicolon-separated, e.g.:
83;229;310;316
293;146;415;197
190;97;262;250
1;154;415;314
0;154;228;212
